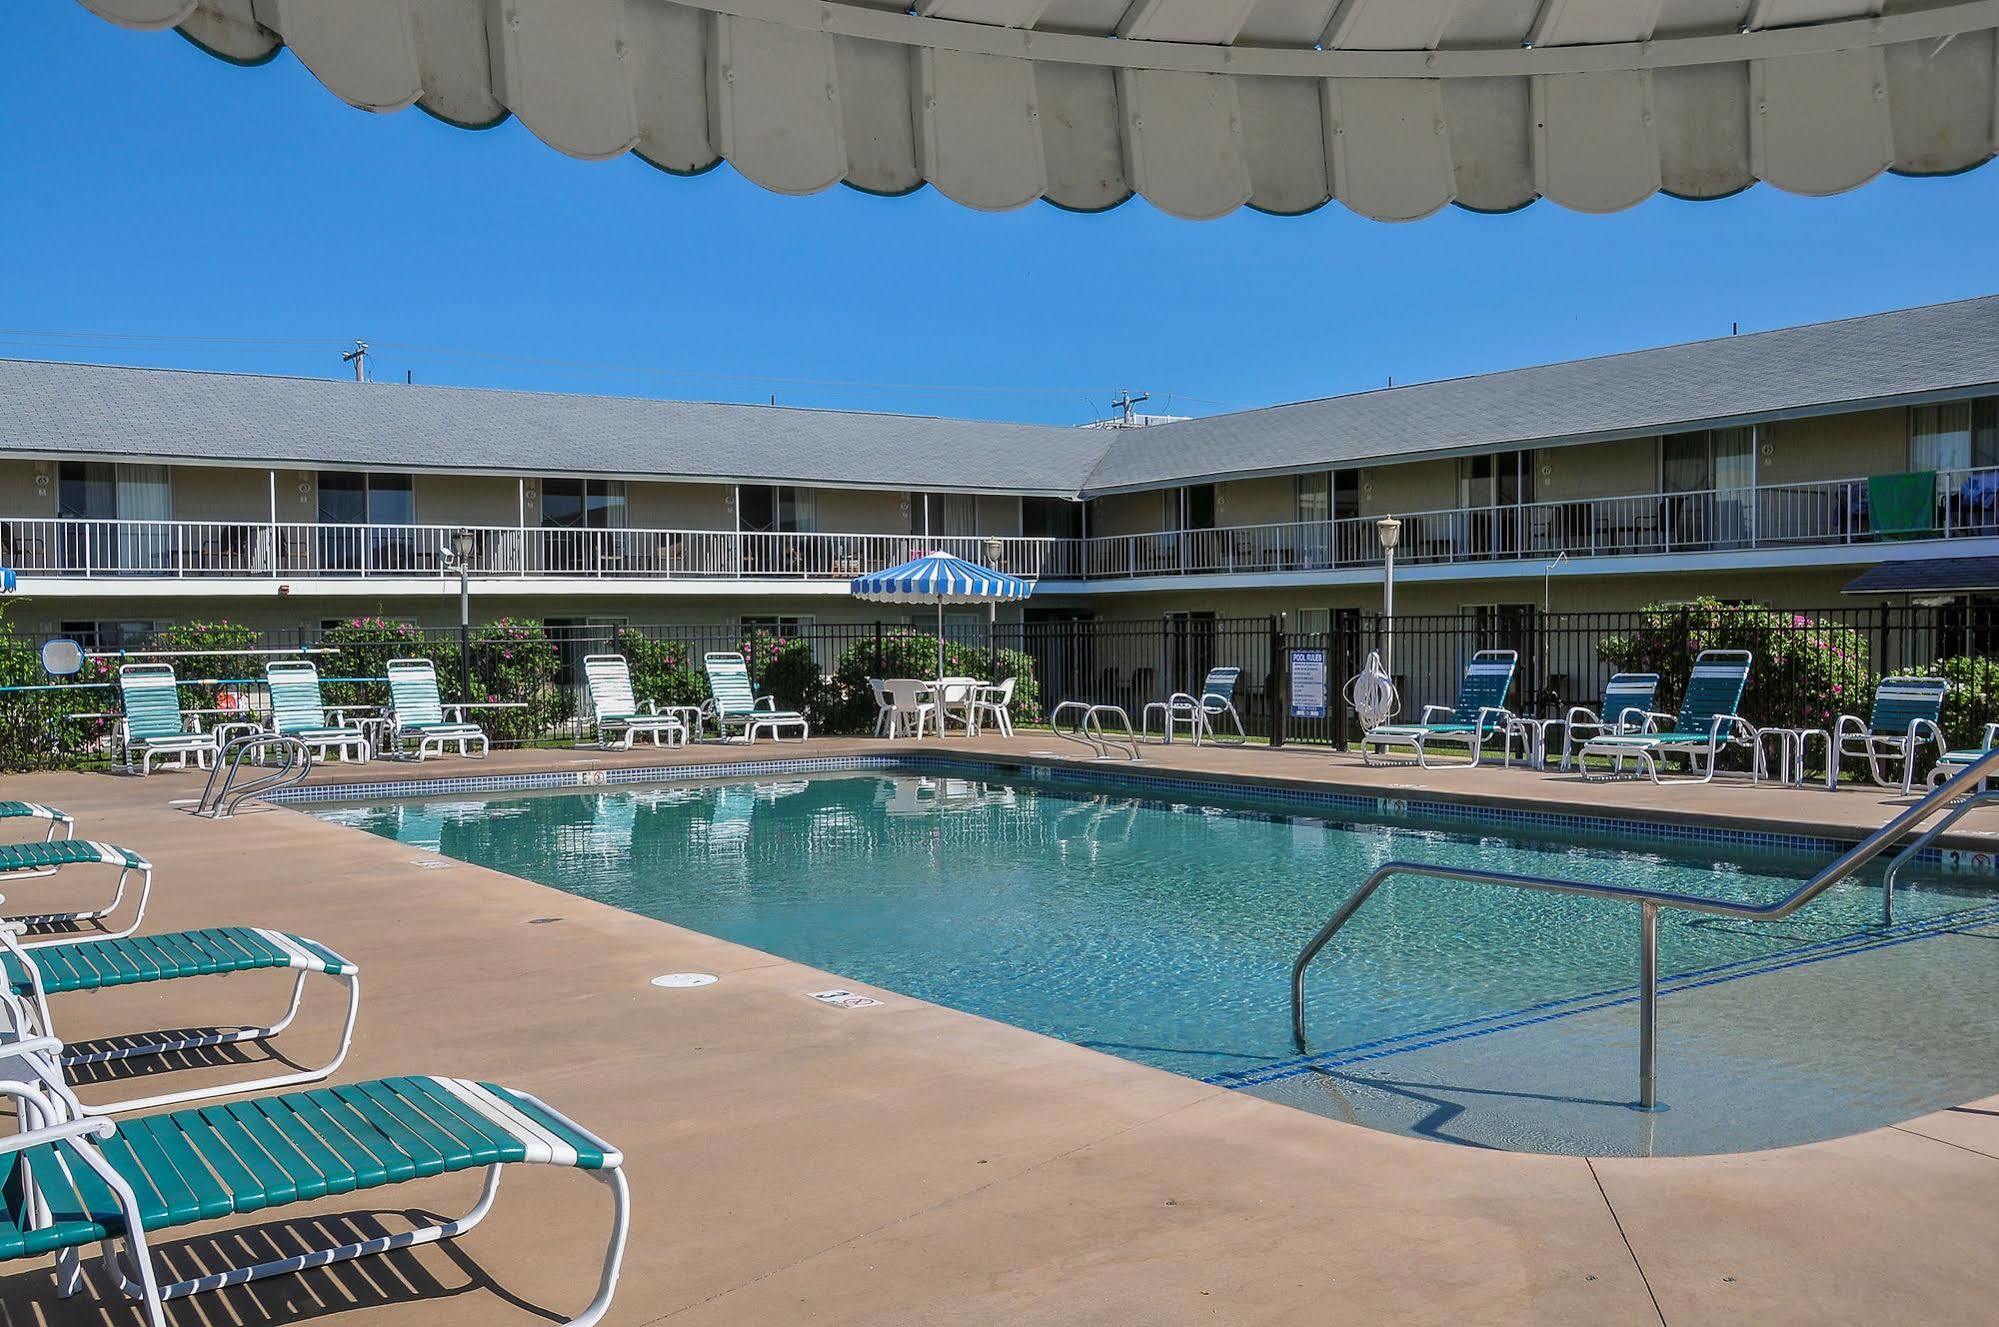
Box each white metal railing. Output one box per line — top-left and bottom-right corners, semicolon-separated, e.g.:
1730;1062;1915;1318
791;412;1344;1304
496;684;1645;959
5;466;1994;585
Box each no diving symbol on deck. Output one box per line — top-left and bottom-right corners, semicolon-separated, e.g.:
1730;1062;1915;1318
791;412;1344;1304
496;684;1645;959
809;989;882;1009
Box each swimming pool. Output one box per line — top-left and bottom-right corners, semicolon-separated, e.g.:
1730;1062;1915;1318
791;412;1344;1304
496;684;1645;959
313;769;1999;1156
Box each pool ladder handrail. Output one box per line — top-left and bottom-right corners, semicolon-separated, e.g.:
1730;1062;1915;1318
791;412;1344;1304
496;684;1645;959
194;733;313;819
1048;702;1140;761
1290;747;1999;1112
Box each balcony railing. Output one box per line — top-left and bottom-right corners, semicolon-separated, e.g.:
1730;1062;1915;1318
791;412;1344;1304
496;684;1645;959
4;467;1994;586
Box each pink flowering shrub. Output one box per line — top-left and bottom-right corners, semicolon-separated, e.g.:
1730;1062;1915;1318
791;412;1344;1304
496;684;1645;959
1599;597;1875;742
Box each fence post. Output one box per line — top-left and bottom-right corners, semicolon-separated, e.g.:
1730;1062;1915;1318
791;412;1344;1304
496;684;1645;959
1269;613;1288;749
873;621;883;679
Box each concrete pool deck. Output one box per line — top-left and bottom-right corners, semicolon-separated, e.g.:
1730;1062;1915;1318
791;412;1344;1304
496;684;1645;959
3;738;1998;1325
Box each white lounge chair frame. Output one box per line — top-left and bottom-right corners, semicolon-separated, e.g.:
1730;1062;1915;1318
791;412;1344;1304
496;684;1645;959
1363;650;1519;768
702;652;810;744
264;660;372;764
0;923;360;1116
116;665;219;776
581;655;689;749
1833;676;1950;795
0;804;74;881
385;658;491;761
0;1046;629;1327
1;842;153;948
1577;650;1755;785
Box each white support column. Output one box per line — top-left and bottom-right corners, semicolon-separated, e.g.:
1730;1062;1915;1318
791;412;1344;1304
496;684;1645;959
267;469;278;577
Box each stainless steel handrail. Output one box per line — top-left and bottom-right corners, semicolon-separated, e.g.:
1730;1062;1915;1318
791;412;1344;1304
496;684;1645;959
1879;788;1999;923
1048;703;1141;761
1290;748;1999;1110
194;733;313;819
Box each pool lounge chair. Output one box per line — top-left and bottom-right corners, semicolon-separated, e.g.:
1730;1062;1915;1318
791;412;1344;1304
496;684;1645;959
0;922;358;1116
702;652;810;744
1362;650;1518;768
385;658;490;761
116;666;219;776
582;654;688;749
1;805;75;880
1930;723;1999;789
1834;676;1949;795
265;661;372;764
1558;673;1662;770
1575;649;1755;784
1161;667;1247;745
0;1042;629;1327
0;842;151;948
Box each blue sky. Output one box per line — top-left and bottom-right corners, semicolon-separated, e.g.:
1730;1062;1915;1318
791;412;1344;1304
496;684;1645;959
6;3;1997;426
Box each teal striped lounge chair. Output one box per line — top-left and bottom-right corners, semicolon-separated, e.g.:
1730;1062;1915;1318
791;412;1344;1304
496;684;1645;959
582;654;687;750
1558;673;1662;770
1930;723;1999;789
1363;650;1518;768
264;661;371;764
1834;676;1949;794
1576;649;1755;784
0;804;74;880
0;923;358;1116
385;658;489;760
0;841;151;948
116;665;218;776
0;1046;628;1327
702;651;809;744
1162;666;1247;745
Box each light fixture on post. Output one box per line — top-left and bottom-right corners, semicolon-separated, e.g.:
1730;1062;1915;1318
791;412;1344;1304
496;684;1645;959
1376;515;1402;676
984;536;1005;678
442;528;476;706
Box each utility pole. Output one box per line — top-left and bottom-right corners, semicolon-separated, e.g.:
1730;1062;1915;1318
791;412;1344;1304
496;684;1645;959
342;340;368;382
1109;388;1149;426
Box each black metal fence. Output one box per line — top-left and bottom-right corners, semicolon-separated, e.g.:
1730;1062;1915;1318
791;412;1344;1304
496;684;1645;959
8;606;1999;769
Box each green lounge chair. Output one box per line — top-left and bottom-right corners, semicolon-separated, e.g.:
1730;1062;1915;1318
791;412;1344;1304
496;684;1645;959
116;665;219;776
0;923;357;1116
1834;676;1949;794
1;804;74;880
1156;666;1247;745
0;1045;628;1327
264;661;371;763
702;651;810;744
1577;649;1755;784
0;841;151;947
384;658;490;760
1930;723;1999;789
1557;673;1662;770
1363;650;1518;768
582;654;688;750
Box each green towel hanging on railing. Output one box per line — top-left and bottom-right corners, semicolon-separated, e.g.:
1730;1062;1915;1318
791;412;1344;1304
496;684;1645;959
1869;471;1936;539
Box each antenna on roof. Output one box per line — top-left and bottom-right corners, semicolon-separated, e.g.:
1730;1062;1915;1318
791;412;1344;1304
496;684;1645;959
1731;322;1739;336
1110;388;1149;426
341;340;368;383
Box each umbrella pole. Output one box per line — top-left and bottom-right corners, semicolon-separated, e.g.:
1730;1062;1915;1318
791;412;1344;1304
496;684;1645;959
936;600;946;737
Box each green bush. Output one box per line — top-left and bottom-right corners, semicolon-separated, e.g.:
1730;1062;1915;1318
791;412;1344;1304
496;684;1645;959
468;618;565;742
613;630;707;710
0;602;106;770
1911;657;1999;748
825;629;1040;734
1599;597;1874;737
316;617;453;712
734;631;836;730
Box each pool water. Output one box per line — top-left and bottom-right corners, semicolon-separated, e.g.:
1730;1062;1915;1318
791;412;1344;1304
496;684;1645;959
314;771;1999;1155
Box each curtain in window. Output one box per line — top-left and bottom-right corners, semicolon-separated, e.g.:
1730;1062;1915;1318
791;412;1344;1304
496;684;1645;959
115;464;172;570
1911;403;1974;473
1296;473;1330;523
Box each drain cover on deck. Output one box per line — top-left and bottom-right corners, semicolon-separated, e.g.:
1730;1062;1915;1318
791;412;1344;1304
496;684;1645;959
651;973;718;988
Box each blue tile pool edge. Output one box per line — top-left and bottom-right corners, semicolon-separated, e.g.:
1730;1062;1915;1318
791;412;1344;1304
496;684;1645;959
265;752;1999;877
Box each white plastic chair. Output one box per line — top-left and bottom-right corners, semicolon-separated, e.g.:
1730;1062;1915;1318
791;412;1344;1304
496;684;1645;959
968;678;1017;738
868;678;895;737
884;679;937;739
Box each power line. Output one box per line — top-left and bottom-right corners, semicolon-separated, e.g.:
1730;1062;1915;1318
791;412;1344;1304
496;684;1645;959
0;324;1236;406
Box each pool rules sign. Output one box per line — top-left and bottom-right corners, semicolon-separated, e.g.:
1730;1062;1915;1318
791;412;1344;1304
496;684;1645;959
1289;648;1328;720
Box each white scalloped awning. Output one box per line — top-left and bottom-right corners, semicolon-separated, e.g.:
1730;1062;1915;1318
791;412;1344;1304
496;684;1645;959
79;0;1999;221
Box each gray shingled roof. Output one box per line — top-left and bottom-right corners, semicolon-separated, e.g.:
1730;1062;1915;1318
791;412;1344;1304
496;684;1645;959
0;359;1102;496
1844;556;1999;595
3;295;1996;498
1082;294;1999;493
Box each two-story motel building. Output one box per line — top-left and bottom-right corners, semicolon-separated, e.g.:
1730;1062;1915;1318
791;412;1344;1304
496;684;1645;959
4;295;1997;650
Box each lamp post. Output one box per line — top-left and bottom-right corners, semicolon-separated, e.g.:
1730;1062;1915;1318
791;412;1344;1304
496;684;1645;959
443;528;475;705
1376;515;1402;677
984;535;1004;678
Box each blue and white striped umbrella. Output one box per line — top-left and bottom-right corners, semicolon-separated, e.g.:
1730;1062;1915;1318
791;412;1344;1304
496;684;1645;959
849;553;1032;605
851;553;1032;691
